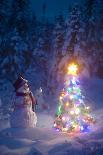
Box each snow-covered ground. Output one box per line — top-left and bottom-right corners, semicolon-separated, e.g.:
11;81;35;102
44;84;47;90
0;77;103;155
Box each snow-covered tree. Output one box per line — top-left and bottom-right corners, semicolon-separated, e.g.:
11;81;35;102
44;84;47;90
82;0;94;23
63;4;81;57
0;98;3;119
93;0;103;77
33;20;53;94
9;0;32;37
46;13;65;96
93;0;103;47
0;0;11;36
28;13;38;51
53;13;65;59
0;29;31;81
80;0;103;77
68;1;96;77
35;20;52;55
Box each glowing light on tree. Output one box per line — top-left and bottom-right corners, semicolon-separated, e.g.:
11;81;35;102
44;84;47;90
54;63;95;134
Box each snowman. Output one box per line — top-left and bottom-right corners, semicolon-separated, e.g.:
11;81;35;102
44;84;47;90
10;76;37;128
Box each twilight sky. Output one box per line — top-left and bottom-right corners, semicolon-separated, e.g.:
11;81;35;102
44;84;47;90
31;0;81;19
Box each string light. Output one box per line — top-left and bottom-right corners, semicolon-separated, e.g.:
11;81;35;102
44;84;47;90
62;116;66;121
75;108;80;115
70;95;74;99
65;102;69;107
86;106;90;110
54;63;95;134
70;110;75;115
59;96;63;100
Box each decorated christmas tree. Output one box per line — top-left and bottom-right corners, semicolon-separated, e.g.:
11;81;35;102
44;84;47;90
54;63;95;133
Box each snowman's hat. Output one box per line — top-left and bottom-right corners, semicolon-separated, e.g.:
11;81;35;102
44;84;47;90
13;75;28;91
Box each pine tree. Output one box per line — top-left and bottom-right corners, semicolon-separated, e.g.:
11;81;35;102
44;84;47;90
9;0;32;37
34;2;52;55
93;0;103;43
0;0;11;36
29;13;38;51
63;4;81;57
82;0;103;77
42;20;52;53
33;18;53;94
0;29;31;81
83;0;94;23
82;0;95;41
47;13;65;95
54;63;95;133
93;0;103;77
75;0;96;77
0;0;34;81
42;2;46;23
53;13;65;60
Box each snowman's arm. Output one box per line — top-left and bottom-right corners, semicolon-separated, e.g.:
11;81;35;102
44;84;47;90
30;92;37;105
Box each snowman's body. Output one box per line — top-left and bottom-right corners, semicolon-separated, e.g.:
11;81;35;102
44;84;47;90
10;83;37;128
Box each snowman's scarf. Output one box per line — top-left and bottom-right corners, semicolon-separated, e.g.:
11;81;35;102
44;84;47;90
16;91;37;112
16;92;30;96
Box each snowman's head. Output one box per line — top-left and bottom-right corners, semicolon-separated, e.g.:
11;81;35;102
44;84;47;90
13;76;30;93
18;83;30;93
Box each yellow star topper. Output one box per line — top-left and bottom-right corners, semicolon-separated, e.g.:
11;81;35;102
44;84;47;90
67;63;78;75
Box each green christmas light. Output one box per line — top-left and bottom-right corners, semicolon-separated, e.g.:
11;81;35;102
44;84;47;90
57;105;62;115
